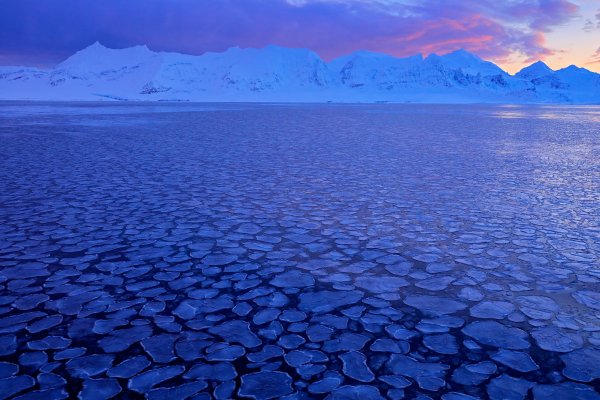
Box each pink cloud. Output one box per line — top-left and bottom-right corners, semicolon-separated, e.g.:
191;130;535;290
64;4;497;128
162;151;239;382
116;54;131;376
587;47;600;65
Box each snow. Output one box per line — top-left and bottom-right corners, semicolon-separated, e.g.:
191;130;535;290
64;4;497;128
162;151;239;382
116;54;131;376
515;61;554;80
0;43;598;103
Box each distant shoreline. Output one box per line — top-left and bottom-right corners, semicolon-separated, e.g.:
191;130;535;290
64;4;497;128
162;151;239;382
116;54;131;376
1;99;599;106
1;44;599;105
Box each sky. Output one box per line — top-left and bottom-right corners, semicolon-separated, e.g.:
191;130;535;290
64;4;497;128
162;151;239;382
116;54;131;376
0;0;598;74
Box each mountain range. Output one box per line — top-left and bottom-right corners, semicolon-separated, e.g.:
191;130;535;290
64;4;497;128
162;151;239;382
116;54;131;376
1;42;599;103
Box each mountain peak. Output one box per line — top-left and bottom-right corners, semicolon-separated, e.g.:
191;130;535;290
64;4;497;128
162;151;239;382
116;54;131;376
446;48;480;59
426;49;481;63
74;41;110;55
425;49;504;76
88;41;106;50
531;60;551;67
516;61;553;79
67;42;151;59
58;42;155;71
561;64;583;72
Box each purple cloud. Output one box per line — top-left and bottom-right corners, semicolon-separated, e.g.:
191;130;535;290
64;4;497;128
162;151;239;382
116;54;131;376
0;0;578;66
583;7;600;32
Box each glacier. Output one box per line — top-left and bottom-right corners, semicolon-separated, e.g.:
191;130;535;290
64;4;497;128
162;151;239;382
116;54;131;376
0;42;599;103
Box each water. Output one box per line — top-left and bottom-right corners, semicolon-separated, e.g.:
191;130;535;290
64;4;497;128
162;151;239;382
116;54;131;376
0;102;599;399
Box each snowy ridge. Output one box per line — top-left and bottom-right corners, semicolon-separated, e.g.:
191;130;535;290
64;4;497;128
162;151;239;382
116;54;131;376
1;42;599;103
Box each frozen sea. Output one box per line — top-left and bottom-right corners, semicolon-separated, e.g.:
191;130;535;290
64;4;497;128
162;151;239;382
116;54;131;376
0;102;599;399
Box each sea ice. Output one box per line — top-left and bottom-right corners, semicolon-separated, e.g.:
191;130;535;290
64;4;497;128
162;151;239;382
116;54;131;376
463;321;530;350
470;301;515;319
404;295;467;315
560;349;600;382
531;326;583;352
491;349;539;372
340;351;375;382
238;371;293;399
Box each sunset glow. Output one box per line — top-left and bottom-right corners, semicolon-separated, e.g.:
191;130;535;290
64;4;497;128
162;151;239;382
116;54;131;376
1;0;598;74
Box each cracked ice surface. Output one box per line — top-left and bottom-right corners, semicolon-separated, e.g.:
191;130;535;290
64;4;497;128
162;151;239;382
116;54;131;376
0;103;599;399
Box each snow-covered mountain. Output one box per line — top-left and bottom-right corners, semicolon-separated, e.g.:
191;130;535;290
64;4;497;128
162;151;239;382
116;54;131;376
1;42;599;103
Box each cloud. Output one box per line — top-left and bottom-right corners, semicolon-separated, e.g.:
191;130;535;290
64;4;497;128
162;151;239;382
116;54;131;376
583;7;600;32
583;19;594;32
0;0;579;66
588;47;600;65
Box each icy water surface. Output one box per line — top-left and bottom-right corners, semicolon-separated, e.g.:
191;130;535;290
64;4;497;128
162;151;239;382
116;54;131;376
0;102;599;399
